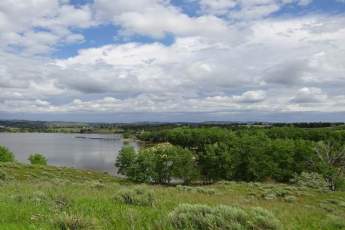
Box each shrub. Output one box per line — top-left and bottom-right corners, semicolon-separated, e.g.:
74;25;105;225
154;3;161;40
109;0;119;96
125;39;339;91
263;193;277;200
292;172;329;190
249;207;282;230
28;153;47;165
284;195;297;203
0;145;15;162
54;212;98;230
168;204;282;230
114;187;155;206
0;170;8;181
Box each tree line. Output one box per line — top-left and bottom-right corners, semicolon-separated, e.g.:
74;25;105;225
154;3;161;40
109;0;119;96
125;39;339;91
116;127;345;191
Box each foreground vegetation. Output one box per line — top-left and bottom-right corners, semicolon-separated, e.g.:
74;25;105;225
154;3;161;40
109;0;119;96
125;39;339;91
2;123;345;228
0;162;345;229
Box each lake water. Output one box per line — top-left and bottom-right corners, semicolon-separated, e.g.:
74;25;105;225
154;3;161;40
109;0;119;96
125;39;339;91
0;133;139;174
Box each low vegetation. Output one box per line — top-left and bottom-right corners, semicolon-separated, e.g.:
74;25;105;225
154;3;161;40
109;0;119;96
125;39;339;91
169;204;282;230
2;124;345;228
114;186;155;206
0;162;345;229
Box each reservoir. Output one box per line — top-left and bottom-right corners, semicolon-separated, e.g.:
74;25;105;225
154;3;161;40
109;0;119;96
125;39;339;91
0;133;139;174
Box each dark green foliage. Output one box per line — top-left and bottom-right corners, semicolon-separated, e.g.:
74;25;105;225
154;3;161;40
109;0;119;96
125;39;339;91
115;145;136;176
168;204;282;230
139;127;316;184
0;145;15;162
202;134;313;183
28;153;48;165
116;143;199;184
137;126;345;186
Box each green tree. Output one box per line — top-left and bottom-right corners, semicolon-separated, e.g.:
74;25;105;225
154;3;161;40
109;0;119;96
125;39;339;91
115;145;137;176
28;153;47;165
115;143;199;184
0;145;15;162
171;147;199;184
313;142;345;191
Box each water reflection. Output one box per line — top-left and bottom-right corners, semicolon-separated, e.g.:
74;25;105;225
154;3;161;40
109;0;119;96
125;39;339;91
0;133;139;174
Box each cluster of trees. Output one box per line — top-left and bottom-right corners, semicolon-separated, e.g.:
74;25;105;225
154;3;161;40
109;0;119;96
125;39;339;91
140;126;345;145
117;127;345;190
116;143;198;184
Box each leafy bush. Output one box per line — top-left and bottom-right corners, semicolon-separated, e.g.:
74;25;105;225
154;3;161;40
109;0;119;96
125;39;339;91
292;172;329;190
114;187;155;206
0;145;15;162
54;212;98;230
169;204;282;230
28;153;47;165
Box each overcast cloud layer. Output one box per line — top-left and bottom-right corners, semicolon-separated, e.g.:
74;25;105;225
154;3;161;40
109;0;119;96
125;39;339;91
1;0;345;122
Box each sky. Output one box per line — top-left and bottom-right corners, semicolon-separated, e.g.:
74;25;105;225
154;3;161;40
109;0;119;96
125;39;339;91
1;0;345;123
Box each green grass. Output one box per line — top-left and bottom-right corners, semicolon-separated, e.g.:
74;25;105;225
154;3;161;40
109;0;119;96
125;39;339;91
0;163;344;229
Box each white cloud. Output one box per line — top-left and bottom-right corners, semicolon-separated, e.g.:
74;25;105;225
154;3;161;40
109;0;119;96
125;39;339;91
0;0;94;54
93;0;238;42
197;0;313;19
1;0;345;120
290;87;328;104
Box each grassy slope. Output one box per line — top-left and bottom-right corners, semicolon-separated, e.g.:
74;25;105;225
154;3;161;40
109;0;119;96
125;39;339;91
0;163;344;230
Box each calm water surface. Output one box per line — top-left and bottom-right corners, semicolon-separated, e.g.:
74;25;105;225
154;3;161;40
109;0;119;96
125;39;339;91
0;133;139;174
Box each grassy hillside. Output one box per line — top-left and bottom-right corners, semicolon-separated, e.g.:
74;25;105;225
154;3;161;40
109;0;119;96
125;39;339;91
0;163;344;229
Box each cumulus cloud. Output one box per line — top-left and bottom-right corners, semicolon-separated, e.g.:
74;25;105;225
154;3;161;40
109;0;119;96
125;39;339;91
197;0;313;18
290;87;328;104
92;0;240;42
0;0;94;54
0;0;345;121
